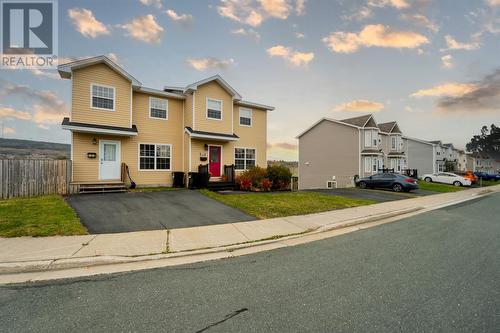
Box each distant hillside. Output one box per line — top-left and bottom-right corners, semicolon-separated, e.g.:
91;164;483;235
268;160;298;176
0;138;70;159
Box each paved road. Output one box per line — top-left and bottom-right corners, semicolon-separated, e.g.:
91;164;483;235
2;193;498;332
66;190;255;234
308;187;433;203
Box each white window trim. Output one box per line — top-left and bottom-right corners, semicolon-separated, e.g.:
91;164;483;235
206;97;223;121
149;96;168;120
138;143;172;171
364;156;371;173
239;107;252;127
364;130;372;148
234;147;257;171
90;83;115;112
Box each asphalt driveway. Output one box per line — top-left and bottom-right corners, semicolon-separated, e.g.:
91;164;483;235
66;190;255;234
308;187;434;203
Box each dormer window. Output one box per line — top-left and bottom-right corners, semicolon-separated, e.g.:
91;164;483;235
207;98;222;120
91;84;115;111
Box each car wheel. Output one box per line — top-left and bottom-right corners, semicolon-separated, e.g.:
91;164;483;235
392;183;403;192
358;181;367;189
453;181;462;187
424;177;432;182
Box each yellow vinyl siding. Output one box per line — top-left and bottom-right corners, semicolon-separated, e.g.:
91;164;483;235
125;92;184;185
231;105;268;168
184;93;193;129
193;81;233;134
71;63;131;128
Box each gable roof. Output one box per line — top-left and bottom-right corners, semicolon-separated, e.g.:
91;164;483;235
183;75;242;100
377;121;396;133
58;55;142;87
341;114;373;127
296;117;360;138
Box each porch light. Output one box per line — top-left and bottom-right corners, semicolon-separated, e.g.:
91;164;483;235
92;137;97;145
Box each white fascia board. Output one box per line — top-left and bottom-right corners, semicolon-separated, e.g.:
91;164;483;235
185;75;242;100
184;128;239;142
236;100;275;111
62;124;138;136
296;117;360;139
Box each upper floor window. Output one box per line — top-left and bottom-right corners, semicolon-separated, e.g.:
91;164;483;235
91;84;115;111
364;129;379;148
207;98;222;120
239;108;252;126
150;97;168;119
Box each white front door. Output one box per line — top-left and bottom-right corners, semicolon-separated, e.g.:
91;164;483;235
99;140;121;180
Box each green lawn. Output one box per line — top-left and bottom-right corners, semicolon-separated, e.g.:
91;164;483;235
418;181;466;193
0;195;87;237
200;190;375;219
475;180;499;187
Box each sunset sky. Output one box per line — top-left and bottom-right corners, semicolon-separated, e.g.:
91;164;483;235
1;0;499;160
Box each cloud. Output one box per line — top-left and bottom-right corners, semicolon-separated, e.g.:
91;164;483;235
68;8;110;38
266;45;314;67
139;0;163;8
436;69;500;113
368;0;409;9
343;6;373;21
3;127;15;135
400;13;439;33
333;99;384;112
260;0;292;19
217;0;264;27
231;28;261;41
322;24;429;53
217;0;304;26
442;35;480;51
120;15;164;44
267;142;298;150
485;0;500;6
441;55;454;69
295;32;305;39
0;81;68;126
0;107;32;121
165;9;193;27
295;0;306;15
410;83;478;98
186;57;235;71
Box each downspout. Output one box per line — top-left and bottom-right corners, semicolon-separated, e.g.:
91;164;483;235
358;129;361;176
432;144;436;173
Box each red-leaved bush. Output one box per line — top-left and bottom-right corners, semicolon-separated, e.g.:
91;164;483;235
238;176;252;191
261;178;272;191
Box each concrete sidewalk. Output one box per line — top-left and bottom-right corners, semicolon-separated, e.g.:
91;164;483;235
1;185;498;280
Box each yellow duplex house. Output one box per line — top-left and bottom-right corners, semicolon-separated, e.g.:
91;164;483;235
58;55;274;187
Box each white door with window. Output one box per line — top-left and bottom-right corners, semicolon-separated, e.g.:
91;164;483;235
99;140;121;180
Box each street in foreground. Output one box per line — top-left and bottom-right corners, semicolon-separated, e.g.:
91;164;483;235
1;193;498;332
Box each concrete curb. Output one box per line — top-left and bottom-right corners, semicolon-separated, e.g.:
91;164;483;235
0;188;488;277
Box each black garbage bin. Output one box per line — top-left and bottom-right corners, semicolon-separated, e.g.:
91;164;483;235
172;171;185;188
188;172;199;189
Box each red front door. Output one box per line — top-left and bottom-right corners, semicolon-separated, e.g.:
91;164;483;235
209;146;221;177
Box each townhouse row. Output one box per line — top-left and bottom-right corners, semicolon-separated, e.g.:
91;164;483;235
297;114;499;189
58;56;274;186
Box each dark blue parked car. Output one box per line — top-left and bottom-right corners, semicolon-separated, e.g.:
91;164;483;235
355;173;419;192
474;172;500;181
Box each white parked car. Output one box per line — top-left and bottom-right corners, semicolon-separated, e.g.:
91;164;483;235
421;172;472;187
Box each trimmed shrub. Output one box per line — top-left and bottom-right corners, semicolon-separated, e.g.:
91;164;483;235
241;166;267;188
237;176;252;191
267;165;292;190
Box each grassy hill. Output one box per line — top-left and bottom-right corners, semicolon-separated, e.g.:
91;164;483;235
0;138;70;159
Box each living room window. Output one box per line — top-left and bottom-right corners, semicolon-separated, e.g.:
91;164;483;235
91;84;115;110
139;144;171;170
239;108;252;126
207;98;222;120
235;148;256;170
149;97;168;119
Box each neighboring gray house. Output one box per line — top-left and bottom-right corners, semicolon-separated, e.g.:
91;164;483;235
297;114;408;189
403;137;436;175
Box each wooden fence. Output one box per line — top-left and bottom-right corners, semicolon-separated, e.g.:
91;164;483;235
0;159;78;199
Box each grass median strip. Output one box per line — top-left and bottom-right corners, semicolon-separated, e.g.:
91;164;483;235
0;195;87;237
417;182;466;193
200;190;375;219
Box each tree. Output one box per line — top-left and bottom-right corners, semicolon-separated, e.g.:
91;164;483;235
466;124;500;155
